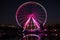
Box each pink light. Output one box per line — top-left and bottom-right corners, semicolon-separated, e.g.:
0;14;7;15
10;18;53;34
24;17;31;29
32;17;40;28
24;14;40;30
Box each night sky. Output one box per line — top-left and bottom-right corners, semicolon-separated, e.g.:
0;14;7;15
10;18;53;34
0;0;60;25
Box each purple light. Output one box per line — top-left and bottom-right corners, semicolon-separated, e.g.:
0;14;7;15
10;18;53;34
44;29;47;31
45;34;48;36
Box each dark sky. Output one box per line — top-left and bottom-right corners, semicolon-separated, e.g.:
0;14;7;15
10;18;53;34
0;0;60;25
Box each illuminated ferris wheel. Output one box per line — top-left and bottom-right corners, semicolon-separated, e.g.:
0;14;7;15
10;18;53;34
16;1;47;40
16;2;47;31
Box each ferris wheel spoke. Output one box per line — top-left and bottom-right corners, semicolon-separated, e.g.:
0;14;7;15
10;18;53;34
38;15;45;17
19;18;27;24
18;15;28;20
38;15;45;19
18;17;26;21
37;16;44;21
37;19;43;23
18;17;28;24
18;14;26;17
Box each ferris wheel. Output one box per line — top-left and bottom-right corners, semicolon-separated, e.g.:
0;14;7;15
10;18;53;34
16;2;47;31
